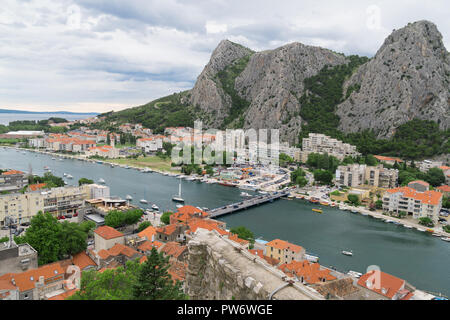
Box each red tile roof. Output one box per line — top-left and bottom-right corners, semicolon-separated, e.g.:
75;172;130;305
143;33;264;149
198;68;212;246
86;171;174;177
357;270;406;299
408;180;430;187
266;239;304;253
249;249;280;266
279;260;337;284
29;183;47;191
48;289;79;300
156;224;179;236
228;233;250;246
2;170;24;175
137;226;157;240
72;252;97;270
168;261;187;283
374;155;404;163
107;243;139;258
94;226;124;240
436;185;450;193
0;262;65;292
386;186;443;206
160;242;187;260
187;218;228;236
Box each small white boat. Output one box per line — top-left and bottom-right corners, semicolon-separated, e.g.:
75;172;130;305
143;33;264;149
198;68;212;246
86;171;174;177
67;174;73;179
347;271;363;278
152;204;159;211
403;225;414;229
240;192;252;198
98;178;106;184
52;157;56;160
342;250;353;256
441;237;450;242
63;173;68;177
172;177;185;203
432;233;441;237
417;228;426;232
140;199;148;204
126;195;133;201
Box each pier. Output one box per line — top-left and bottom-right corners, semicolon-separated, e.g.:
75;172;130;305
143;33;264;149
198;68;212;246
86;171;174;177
208;191;290;218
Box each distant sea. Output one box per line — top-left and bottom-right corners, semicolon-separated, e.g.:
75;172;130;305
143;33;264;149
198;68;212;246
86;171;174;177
0;112;97;125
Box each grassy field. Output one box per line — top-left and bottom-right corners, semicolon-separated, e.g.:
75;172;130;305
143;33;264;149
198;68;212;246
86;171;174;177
109;156;178;172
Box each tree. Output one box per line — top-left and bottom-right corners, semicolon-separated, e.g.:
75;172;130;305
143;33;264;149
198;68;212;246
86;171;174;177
230;226;255;248
425;168;445;187
347;194;360;206
313;170;333;185
161;211;174;225
80;220;96;237
138;221;152;232
105;210;125;228
444;225;450;233
375;200;383;209
58;221;88;258
14;211;86;265
291;168;308;187
418;217;434;228
78;178;94;186
132;248;187;300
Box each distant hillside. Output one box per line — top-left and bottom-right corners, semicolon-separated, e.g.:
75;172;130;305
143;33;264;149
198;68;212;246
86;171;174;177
98;20;449;160
0;109;98;115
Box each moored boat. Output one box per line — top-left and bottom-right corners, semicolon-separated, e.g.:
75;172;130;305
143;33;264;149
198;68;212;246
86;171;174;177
342;250;353;256
312;208;323;214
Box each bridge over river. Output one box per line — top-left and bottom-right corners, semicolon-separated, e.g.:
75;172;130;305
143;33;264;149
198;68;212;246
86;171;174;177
208;191;290;218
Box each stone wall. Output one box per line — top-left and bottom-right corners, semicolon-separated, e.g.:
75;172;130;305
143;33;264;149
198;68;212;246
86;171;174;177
185;229;324;300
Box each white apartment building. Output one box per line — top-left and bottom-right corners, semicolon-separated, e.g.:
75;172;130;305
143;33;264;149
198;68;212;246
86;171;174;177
302;133;360;161
418;160;443;173
336;164;398;188
137;136;164;153
382;184;443;224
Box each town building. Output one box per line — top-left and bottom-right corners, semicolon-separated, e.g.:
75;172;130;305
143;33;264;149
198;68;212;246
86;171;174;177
0;242;38;277
264;239;305;264
373;155;404;166
418;160;443;173
155;224;188;243
93;226;125;252
0;170;29;193
137;136;164;153
86;145;120;158
357;270;415;300
302;133;360;161
335;164;398;188
382;182;443;223
278;260;337;285
436;185;450;197
159;242;188;262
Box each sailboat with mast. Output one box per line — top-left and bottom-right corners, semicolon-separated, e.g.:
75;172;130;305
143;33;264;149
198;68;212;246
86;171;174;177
140;190;148;204
172;177;185;203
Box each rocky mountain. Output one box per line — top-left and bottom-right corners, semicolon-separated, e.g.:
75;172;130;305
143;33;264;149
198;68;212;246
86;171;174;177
336;20;450;138
105;20;449;146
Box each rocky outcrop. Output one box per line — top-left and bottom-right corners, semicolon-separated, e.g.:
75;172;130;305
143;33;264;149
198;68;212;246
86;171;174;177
188;40;254;128
236;43;347;143
336;20;450;138
185;229;323;300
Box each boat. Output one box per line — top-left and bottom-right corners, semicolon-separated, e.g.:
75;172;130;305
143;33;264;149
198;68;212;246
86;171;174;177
67;175;73;179
63;173;68;177
441;237;450;242
312;208;323;214
140;190;148;204
44;166;49;170
240;192;252;198
432;233;441;237
220;182;237;187
319;201;329;206
351;209;358;214
151;204;159;211
426;229;434;233
342;250;353;256
416;228;426;232
126;195;133;201
172;177;185;203
259;191;269;195
403;225;414;229
52;157;56;160
98;178;106;184
176;204;183;209
347;271;363;278
305;254;319;263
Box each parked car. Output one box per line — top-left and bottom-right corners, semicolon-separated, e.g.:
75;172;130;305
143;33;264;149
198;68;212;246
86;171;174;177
20;222;30;227
65;214;73;218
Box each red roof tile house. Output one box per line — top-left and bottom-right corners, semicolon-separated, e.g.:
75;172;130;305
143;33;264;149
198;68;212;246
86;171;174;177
436;185;450;197
278;260;337;285
248;249;280;266
94;226;125;251
357;270;415;300
264;239;306;264
159;242;188;262
95;243;141;269
170;205;209;224
156;223;188;243
71;252;97;272
0;261;74;300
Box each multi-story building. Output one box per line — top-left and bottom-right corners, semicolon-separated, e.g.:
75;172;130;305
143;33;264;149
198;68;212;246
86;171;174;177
382;182;443;224
418;160;443;173
137;136;164;153
0;184;94;226
0;242;38;276
302;133;360;161
336;164;398;188
85;145;120;158
0;170;29;193
336;164;367;187
264;239;305;265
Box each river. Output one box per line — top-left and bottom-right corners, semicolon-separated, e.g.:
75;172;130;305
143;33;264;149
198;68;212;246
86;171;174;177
1;147;449;297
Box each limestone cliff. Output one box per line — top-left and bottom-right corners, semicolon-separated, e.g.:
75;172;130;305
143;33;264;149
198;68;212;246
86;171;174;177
336;20;450;138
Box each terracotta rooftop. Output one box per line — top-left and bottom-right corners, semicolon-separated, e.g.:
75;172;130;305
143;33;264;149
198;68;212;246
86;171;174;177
156;224;179;236
107;243;140;258
279;260;337;284
357;270;407;299
48;289;79;300
137;226;157;241
374;155;404;163
386;186;443;206
94;226;124;240
72;252;97;270
249;249;280;266
408;180;430;187
160;242;187;260
187;218;228;236
2;170;24;175
28;183;47;191
436;185;450;193
265;239;304;253
168;261;187;283
228;233;250;246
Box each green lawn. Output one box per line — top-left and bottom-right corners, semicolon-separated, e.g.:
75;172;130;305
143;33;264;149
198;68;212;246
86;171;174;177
109;156;177;172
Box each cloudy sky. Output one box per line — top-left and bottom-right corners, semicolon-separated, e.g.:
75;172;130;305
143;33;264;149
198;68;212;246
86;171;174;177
0;0;448;113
